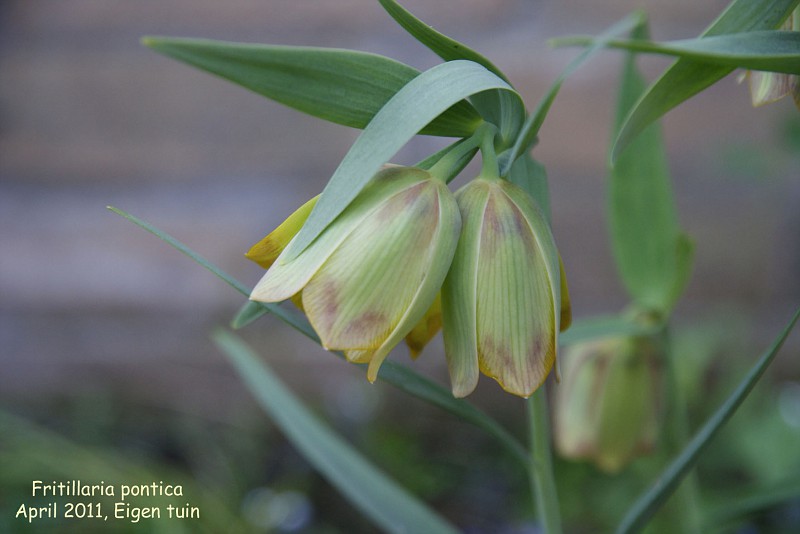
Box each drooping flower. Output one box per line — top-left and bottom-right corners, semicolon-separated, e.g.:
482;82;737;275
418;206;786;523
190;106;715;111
442;177;570;398
248;166;461;380
553;336;663;473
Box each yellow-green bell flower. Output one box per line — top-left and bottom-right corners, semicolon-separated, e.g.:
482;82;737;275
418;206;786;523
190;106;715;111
442;177;570;398
249;166;461;381
553;336;662;473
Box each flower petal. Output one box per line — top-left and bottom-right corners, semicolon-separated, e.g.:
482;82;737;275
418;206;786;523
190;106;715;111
475;180;557;398
442;181;490;398
559;255;572;332
251;167;427;303
302;179;442;352
404;293;442;360
365;181;460;381
245;195;319;269
343;349;374;364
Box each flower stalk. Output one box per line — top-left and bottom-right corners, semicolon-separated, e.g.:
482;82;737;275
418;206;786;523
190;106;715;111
528;388;563;534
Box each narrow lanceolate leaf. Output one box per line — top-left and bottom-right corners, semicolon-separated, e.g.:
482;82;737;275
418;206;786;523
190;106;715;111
558;314;660;345
616;307;800;534
376;0;523;146
377;0;508;82
286;60;520;260
506;153;551;222
558;31;800;74
611;0;800;161
501;11;645;176
110;207;528;465
608;22;693;313
214;331;459;534
107;206;320;342
376;362;529;467
231;300;268;329
142;37;481;137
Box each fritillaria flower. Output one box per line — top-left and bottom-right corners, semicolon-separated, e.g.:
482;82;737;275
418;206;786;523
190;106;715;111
247;166;460;381
554;336;662;473
442;177;571;398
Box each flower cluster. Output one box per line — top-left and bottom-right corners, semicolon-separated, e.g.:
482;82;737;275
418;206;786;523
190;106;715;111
247;164;570;398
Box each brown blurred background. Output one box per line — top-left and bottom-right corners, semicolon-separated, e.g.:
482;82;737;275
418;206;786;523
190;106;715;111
2;0;799;531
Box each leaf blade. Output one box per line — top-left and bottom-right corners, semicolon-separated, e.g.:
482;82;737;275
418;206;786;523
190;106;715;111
611;0;800;160
142;37;481;137
377;0;508;82
615;307;800;534
376;0;524;145
557;32;800;74
214;330;459;534
286;60;519;260
608;22;692;313
501;11;645;176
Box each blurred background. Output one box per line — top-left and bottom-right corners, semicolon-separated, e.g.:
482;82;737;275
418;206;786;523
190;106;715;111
2;0;799;532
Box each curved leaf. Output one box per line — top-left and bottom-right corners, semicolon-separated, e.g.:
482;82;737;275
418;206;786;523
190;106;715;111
214;330;459;534
558;31;800;74
611;0;800;161
376;0;523;145
377;0;508;82
501;11;645;176
285;60;521;260
142;37;480;137
616;307;800;534
559;314;660;345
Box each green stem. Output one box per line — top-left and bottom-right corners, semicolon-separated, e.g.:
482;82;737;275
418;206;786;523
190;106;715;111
428;122;495;183
653;325;702;533
478;124;500;179
527;387;563;534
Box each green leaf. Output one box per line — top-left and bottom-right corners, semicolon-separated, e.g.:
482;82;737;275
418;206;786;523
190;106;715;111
559;314;660;345
376;363;528;466
108;206;319;341
285;60;520;260
377;0;508;82
110;206;527;465
376;0;523;146
610;0;800;161
500;11;646;176
142;37;481;137
615;307;800;534
213;330;459;534
506;153;551;222
231;299;268;329
608;21;692;314
557;31;800;74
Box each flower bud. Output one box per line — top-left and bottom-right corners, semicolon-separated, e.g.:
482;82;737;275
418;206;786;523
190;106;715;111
554;336;663;473
249;166;461;380
442;178;570;398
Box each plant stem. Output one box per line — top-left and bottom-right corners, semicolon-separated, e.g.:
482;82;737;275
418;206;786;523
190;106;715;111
654;325;702;533
428;122;495;183
527;387;563;534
